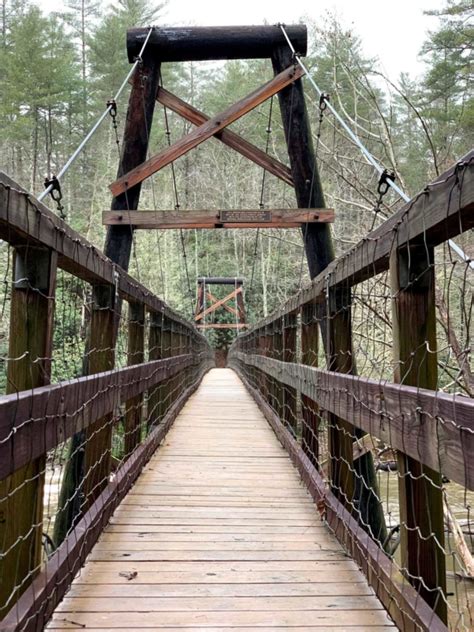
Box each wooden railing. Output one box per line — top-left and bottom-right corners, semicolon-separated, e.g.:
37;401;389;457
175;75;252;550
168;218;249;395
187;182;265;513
229;151;474;632
0;172;214;631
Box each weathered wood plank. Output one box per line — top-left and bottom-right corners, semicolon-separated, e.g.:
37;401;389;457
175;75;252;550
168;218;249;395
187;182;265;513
109;65;305;196
102;208;334;229
156;87;294;186
0;247;57;617
390;243;446;621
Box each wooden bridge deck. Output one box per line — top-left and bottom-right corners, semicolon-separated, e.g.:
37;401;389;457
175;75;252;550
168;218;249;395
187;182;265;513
48;369;396;630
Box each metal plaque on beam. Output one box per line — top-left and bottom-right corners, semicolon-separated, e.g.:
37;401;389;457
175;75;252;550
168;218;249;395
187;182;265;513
219;210;272;223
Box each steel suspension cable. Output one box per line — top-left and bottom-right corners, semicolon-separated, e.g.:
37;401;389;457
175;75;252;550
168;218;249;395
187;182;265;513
38;27;154;203
279;24;473;270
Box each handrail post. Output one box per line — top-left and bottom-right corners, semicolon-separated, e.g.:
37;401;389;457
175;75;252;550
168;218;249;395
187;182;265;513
282;311;297;435
83;284;116;509
390;243;447;622
301;301;319;467
326;285;355;509
124;301;145;456
0;246;57;616
148;311;163;428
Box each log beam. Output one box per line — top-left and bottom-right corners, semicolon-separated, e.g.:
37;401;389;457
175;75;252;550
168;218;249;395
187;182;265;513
127;25;307;63
110;64;304;197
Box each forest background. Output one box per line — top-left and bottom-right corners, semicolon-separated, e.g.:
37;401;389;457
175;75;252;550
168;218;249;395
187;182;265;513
0;0;472;390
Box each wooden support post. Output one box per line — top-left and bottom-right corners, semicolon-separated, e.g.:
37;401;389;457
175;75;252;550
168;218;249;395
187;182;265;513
282;312;297;436
273;45;386;539
0;247;56;617
236;287;246;324
55;54;161;541
148;311;163;429
390;243;447;622
271;47;333;279
105;55;161;270
301;302;319;466
82;285;115;510
124;302;145;456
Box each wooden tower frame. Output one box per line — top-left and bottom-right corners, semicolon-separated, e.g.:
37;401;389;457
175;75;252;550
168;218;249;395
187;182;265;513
194;277;247;330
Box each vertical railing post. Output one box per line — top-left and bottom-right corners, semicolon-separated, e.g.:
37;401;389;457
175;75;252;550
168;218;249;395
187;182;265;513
83;283;115;509
301;301;319;466
273;318;283;418
390;243;447;622
0;246;57;616
282;311;297;435
148;311;163;429
326;285;355;509
124;301;145;456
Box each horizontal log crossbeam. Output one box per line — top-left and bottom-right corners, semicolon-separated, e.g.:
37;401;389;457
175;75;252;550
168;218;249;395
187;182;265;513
156;87;294;187
110;64;305;197
102;208;334;229
127;25;307;63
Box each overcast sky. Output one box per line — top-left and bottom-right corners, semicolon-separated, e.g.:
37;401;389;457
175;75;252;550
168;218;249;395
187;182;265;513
35;0;446;79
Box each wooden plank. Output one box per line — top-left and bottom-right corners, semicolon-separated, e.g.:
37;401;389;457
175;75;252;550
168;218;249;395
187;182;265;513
66;581;374;597
56;594;384;612
109;65;305;196
233;353;474;489
47;610;393;627
0;364;212;632
196;323;248;330
82;285;116;509
233;366;447;632
102;208;334;229
127;25;307;62
156;87;294;187
0;356;193;479
195;287;241;321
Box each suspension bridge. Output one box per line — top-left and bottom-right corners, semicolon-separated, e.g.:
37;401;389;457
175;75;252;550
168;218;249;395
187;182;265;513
0;24;473;632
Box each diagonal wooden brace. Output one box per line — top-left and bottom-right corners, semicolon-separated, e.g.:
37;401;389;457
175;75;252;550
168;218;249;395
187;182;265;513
156;87;294;187
110;64;304;196
206;290;239;317
195;286;242;322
